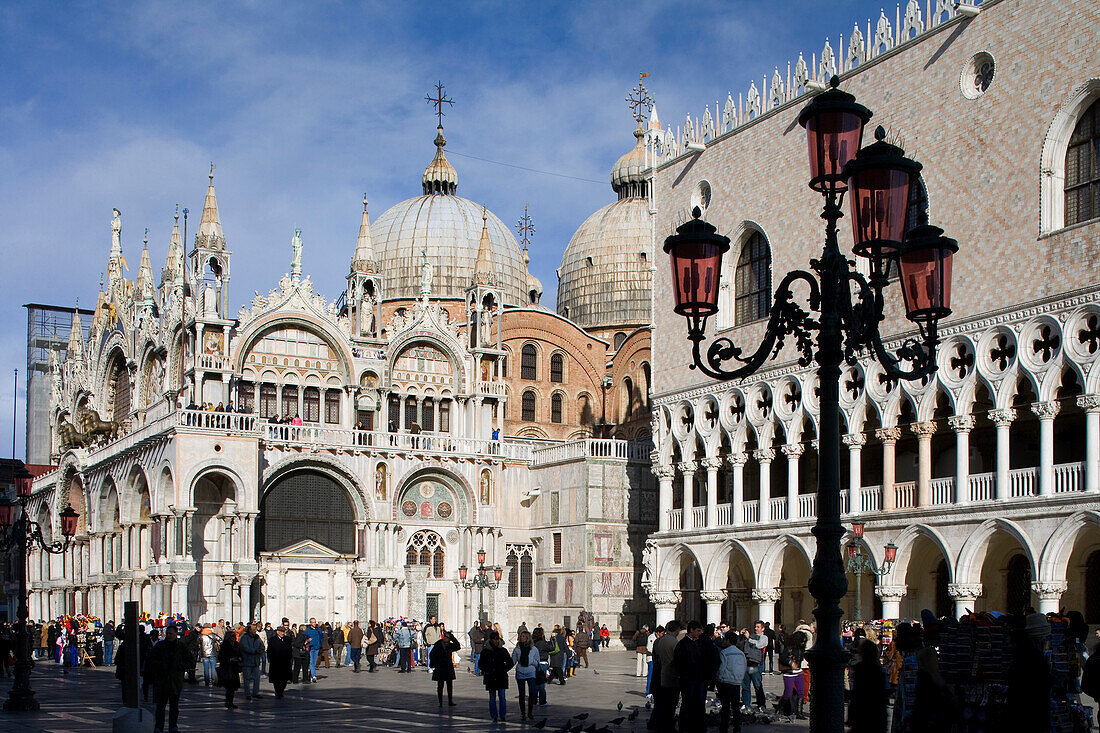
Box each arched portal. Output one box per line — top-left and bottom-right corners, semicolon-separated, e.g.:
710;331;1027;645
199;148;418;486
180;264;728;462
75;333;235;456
188;471;238;622
257;469;356;554
900;533;953;619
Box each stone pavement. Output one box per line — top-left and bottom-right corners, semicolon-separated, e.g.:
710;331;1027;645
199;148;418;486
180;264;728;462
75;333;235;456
0;650;811;732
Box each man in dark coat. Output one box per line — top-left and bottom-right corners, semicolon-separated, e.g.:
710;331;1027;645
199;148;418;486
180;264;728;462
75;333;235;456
469;621;486;675
347;620;365;672
266;626;294;699
146;625;191;733
292;628;310;683
429;626;461;707
674;621;706;733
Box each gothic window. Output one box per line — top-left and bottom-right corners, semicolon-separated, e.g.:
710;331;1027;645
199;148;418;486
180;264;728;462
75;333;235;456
506;550;519;597
439;400;450;432
107;353;131;422
281;385;298;418
500;355;508;378
405;396;417;428
550;354;564;383
303;387;320;423
324;389;340;424
522;390;537;422
521;344;538;380
422;397;435;431
520;552;533;597
734;231;771;324
405;530;445;579
1066;99;1100;226
257;470;355;553
259;384;277;418
506;545;535;598
551;393;563;424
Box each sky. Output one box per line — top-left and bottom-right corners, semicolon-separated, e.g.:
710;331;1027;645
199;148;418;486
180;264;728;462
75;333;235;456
0;0;876;459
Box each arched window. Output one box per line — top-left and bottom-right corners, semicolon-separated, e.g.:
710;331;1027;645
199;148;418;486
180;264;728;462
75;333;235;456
551;393;563;424
106;353;131;421
1067;99;1100;226
506;549;520;597
734;231;771;324
303;387;320;422
506;545;535;598
257;470;356;553
522;391;537;422
422;397;435;431
614;332;627;350
550;354;564;383
521;344;537;380
324;389;340;424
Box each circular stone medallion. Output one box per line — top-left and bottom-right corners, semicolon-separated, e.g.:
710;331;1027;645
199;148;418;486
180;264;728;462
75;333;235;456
401;500;417;517
437;502;453;519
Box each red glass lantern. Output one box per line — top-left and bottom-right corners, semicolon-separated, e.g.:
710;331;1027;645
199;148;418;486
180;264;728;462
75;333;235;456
60;503;79;538
884;542;898;565
797;76;872;193
493;565;503;582
14;465;33;498
851;520;865;539
663;208;731;333
476;549;487;566
844;126;923;280
847;543;859;560
897;224;957;325
0;497;13;528
458;564;468;581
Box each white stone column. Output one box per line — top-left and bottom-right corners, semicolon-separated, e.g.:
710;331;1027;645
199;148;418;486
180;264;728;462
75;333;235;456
701;590;728;626
875;585;907;620
911;421;936;506
947;583;982;620
1033;581;1068;615
1080;395;1100;493
677;461;698;527
876;428;900;511
989;409;1015;500
1032;402;1060;495
948;415;975;504
652;591;681;627
729;454;746;526
703;457;722;528
751;588;781;626
755;449;775;522
782;444;803;520
120;524;131;570
843;433;865;514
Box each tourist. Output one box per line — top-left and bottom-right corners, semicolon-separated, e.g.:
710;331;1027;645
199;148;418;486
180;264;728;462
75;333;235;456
674;621;706;732
512;629;541;721
347;620;365;672
573;622;591;669
633;624;650;677
647;625;664;696
549;625;568;685
217;629;242;709
365;620;382;672
267;625;293;699
328;622;344;668
146;625;190;733
200;625;220;687
469;620;486;675
741;621;767;711
102;620;115;666
305;618;324;681
716;630;746;733
531;627;552;706
653;619;683;732
292;626;310;683
599;624;611;651
423;615;443;671
396;621;413;672
239;623;265;701
848;638;887;733
429;624;461;708
480;630;514;723
777;629;807;719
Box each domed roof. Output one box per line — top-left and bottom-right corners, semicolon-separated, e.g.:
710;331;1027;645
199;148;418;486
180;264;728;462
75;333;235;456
557;196;652;327
610;123;648;196
372;194;528;304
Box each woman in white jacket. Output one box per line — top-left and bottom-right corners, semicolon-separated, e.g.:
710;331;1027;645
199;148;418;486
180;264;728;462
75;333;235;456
716;631;747;733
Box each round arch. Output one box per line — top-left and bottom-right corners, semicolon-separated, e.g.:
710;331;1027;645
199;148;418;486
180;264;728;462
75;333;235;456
186;461;248;509
235;314;356;384
262;454;370;523
885;523;955;585
257;467;358;554
757;534;814;589
1040;78;1100;235
392;466;477;525
955;517;1039;585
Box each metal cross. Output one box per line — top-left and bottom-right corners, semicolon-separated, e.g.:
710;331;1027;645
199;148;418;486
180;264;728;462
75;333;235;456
425;82;454;127
516;204;535;249
626;72;653;124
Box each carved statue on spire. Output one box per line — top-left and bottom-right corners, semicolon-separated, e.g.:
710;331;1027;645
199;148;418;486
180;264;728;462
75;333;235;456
291;228;303;278
111;208;122;251
420;248;434;297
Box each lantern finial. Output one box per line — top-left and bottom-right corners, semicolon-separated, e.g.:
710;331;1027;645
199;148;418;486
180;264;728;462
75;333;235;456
873;125;886;141
829;75;840;89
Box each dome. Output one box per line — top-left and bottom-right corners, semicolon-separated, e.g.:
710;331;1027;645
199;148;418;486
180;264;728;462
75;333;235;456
610;123;649;198
372;194;528;304
557;196;652;327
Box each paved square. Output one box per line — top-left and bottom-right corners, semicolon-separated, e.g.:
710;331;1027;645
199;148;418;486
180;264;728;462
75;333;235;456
0;650;811;732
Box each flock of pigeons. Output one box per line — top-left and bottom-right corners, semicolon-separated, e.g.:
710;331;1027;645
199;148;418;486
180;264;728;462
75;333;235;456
532;693;792;732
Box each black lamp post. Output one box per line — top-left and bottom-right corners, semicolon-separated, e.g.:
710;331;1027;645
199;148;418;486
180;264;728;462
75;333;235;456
0;465;79;711
846;520;897;623
664;77;957;732
458;548;503;624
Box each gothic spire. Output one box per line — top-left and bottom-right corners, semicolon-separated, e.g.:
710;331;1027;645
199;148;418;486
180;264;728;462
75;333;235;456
351;194;376;269
195;163;226;250
473;208;496;286
68;305;84;361
162;205;184;286
136;234;155;303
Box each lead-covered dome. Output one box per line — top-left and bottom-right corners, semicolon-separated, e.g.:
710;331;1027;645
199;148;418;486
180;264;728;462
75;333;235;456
557;124;653;328
371;128;528;304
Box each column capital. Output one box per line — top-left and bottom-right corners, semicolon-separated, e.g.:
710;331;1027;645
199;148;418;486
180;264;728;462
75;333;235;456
781;443;805;458
751;587;782;603
727;454;748;467
753;448;776;463
652;464;674;480
648;589;682;607
910;421;937;438
948;415;976;432
875;427;902;444
1077;394;1100;412
701;457;724;471
988;408;1016;426
676;461;697;475
842;433;866;447
874;584;907;600
947;582;983;599
700;590;729;604
1031;581;1068;600
1031;401;1061;420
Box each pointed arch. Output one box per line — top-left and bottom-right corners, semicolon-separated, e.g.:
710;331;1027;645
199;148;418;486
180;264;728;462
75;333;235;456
955;517;1039;585
885;523;955;585
1039;510;1100;583
757;534;813;588
703;538;758;590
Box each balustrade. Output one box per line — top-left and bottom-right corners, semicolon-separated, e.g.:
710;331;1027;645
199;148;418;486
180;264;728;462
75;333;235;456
1054;462;1084;493
769;497;788;521
859;486;882;513
668;509;684;531
894;482;917;509
691;506;707;529
969;472;996;502
931;477;954;505
797;494;816;519
742;503;758;524
1009;467;1038;498
716;503;732;526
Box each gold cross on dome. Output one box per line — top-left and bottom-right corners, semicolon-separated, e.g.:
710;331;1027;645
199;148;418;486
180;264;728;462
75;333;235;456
516;204;535;249
626;72;653;123
425;82;454;128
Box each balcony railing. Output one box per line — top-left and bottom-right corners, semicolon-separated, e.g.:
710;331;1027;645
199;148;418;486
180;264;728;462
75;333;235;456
691;506;707;529
859;486;882;513
931;478;954;505
894;482;917;509
797;494;816;519
1055;462;1084;493
717;503;732;526
668;508;683;531
742;503;758;523
769;497;788;522
969;472;996;502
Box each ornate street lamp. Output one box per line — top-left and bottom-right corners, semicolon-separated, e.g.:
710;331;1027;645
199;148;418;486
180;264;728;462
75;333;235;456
458;550;502;623
846;520;897;623
664;76;956;732
1;464;80;712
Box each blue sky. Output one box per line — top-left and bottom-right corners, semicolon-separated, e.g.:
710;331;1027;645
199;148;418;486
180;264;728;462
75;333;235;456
0;0;873;458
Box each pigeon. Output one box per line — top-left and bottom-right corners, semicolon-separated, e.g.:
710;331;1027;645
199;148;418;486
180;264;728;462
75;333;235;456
609;716;625;725
593;670;600;675
533;720;547;730
617;701;623;711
